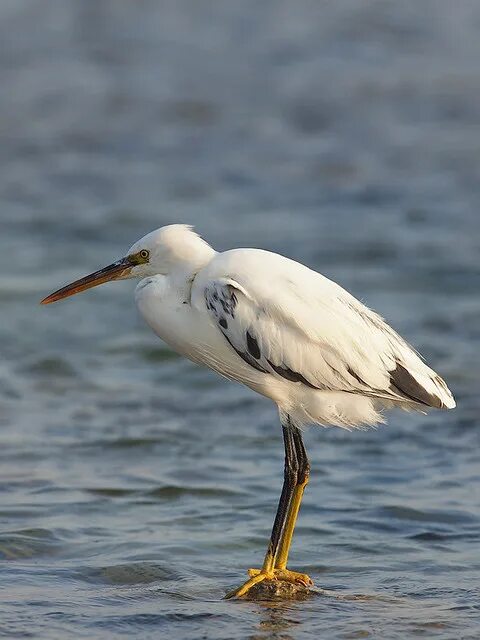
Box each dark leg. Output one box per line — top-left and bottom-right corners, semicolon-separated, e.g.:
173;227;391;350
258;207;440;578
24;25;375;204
225;412;312;598
275;417;311;570
262;420;298;569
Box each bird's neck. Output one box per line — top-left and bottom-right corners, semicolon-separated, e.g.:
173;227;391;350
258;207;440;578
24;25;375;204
172;246;216;277
168;247;216;301
165;232;216;274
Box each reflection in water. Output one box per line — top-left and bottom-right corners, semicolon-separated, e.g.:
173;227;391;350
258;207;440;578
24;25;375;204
249;601;301;640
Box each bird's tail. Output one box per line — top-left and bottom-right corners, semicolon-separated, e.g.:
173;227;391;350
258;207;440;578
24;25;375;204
389;350;455;410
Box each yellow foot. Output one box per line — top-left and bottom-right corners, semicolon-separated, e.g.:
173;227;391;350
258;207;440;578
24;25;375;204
248;567;313;586
224;568;313;599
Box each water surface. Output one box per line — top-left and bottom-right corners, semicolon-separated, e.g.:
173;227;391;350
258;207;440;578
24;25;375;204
0;2;479;638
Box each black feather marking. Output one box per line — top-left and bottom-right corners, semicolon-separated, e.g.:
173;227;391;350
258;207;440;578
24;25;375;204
347;366;366;386
246;331;261;359
267;359;321;390
222;332;267;373
390;362;443;408
205;284;238;321
205;283;267;374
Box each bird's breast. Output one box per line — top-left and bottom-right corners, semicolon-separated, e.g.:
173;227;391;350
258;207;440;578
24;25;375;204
135;275;221;365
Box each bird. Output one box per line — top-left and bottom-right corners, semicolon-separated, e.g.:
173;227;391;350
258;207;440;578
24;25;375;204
41;224;455;598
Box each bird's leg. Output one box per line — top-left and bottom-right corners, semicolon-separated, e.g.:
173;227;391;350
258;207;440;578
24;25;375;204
248;420;312;587
225;415;312;599
225;421;297;598
273;423;311;578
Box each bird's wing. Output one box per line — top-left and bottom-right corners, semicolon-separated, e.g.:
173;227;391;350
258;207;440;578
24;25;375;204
196;249;454;409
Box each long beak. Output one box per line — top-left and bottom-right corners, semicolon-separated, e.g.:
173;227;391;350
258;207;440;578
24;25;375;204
40;257;133;305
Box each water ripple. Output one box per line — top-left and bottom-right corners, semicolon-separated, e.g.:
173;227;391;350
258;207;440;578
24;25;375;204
0;2;479;639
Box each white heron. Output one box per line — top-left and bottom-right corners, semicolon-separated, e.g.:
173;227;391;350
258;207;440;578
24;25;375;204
41;224;455;598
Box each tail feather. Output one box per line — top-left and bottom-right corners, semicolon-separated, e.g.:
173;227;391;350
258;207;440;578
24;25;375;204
390;360;455;410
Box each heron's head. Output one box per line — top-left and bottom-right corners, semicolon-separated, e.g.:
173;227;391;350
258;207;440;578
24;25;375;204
41;224;214;305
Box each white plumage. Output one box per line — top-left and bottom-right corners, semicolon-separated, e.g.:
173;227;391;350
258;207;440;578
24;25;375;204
132;225;455;429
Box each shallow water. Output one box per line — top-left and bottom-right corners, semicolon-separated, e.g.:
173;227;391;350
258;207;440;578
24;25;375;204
1;1;480;638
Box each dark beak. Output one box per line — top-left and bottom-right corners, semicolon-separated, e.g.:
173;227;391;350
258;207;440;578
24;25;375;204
40;257;133;305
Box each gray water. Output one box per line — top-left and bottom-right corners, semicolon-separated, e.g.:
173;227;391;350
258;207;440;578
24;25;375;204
1;2;480;638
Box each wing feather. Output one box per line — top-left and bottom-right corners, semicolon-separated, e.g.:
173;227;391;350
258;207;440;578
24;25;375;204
194;249;455;410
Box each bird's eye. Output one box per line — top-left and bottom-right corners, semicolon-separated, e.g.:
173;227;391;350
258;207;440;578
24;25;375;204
139;250;149;260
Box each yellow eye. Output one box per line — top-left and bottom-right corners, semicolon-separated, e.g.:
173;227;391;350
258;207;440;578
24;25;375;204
140;250;149;260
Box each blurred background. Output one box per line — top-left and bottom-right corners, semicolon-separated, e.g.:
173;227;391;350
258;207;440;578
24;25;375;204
1;2;479;638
